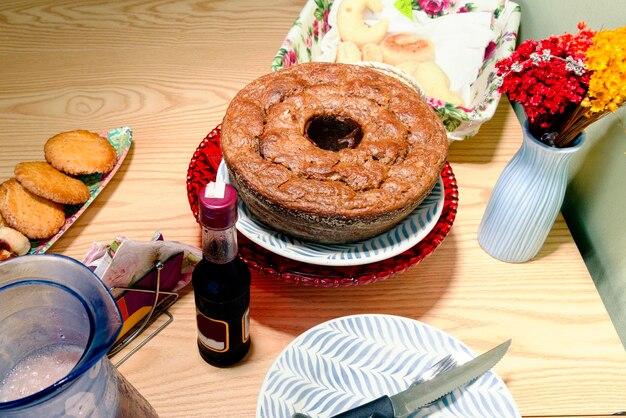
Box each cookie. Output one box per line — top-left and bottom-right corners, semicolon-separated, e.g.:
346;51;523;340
361;43;383;62
337;0;388;47
397;61;463;105
336;41;362;63
0;178;65;240
0;226;30;260
44;130;117;175
0;249;12;262
15;161;91;205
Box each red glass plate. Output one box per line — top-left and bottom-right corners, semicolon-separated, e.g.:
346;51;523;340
187;126;458;287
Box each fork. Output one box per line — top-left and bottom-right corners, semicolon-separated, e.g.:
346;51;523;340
292;354;457;418
412;354;457;386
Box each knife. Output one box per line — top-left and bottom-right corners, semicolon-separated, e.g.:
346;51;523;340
330;339;511;418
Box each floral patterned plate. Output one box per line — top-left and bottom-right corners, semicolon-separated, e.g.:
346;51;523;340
187;126;458;287
271;0;521;140
28;127;132;254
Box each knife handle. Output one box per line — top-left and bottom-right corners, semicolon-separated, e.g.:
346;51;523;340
331;395;394;418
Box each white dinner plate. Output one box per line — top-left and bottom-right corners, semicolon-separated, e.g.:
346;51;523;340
217;161;444;266
256;314;519;418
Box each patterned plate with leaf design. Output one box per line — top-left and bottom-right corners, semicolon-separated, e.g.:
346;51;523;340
216;161;444;267
257;314;520;418
187;126;458;287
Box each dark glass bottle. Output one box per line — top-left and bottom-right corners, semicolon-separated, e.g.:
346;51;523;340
192;182;251;367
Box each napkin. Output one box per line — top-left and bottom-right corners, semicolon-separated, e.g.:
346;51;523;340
83;232;201;342
318;0;496;105
83;231;201;297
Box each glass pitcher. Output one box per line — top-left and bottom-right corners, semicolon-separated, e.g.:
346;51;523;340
0;254;158;417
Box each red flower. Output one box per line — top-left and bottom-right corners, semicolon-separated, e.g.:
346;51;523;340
283;50;298;67
323;10;331;33
495;24;595;138
418;0;452;17
484;41;497;61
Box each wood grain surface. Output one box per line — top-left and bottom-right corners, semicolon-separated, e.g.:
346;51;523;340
1;1;624;417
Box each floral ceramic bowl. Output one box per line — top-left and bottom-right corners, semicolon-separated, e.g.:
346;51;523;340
271;0;521;140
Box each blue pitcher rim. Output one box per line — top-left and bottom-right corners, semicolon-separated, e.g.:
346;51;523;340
0;254;122;409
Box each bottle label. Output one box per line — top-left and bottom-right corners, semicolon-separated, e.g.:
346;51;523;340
242;307;250;343
196;309;229;352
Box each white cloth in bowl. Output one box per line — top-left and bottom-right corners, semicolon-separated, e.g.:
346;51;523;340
318;0;496;105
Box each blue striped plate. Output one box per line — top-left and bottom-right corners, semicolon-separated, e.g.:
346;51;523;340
257;314;519;418
217;162;444;267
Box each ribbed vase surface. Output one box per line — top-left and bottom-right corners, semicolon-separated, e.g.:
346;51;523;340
478;121;584;262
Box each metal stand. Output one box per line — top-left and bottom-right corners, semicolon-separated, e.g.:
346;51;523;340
108;261;179;367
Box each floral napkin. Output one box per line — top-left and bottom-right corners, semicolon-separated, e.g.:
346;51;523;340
82;231;201;297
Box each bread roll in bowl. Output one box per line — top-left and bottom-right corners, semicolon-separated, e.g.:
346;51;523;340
380;33;435;65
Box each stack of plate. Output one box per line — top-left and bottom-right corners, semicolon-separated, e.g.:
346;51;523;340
186;126;458;286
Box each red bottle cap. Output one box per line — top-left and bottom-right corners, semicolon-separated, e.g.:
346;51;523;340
198;182;238;229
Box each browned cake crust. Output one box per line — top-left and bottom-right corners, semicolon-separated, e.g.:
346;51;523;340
220;62;448;244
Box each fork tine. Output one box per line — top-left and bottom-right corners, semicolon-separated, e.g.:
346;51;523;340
413;354;457;385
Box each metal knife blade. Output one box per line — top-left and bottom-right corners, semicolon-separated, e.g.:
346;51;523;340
391;339;511;417
331;339;511;418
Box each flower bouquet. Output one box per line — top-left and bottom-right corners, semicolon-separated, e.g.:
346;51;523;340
494;23;626;147
478;23;625;263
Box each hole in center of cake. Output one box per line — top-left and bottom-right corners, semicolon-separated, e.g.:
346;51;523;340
305;115;363;152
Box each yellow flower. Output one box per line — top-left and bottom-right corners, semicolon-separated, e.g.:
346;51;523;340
583;26;626;114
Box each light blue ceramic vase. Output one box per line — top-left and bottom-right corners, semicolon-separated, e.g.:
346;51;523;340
478;121;585;262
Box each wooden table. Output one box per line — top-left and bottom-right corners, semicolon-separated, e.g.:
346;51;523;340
1;1;624;417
